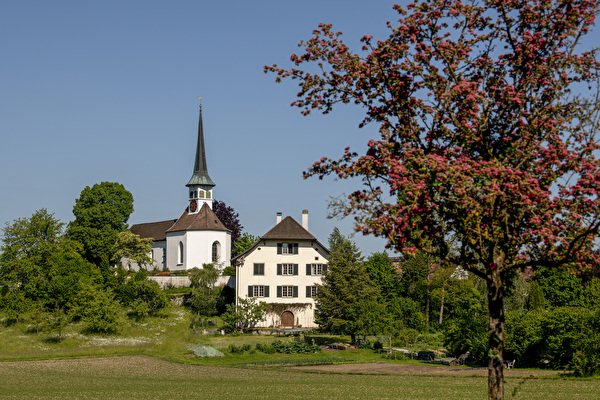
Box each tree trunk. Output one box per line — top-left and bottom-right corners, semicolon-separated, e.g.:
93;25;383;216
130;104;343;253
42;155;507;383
487;267;505;400
438;292;445;325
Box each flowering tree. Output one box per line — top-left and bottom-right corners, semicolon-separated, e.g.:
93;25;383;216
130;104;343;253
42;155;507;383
266;1;600;398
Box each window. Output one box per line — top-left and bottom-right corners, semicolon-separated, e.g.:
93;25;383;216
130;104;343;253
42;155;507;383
306;263;324;275
280;286;295;297
277;264;298;275
198;190;205;198
212;241;221;262
282;264;294;275
248;285;269;298
306;286;318;298
253;263;264;275
177;242;184;265
162;249;166;267
276;285;298;298
277;243;298;255
206;191;211;199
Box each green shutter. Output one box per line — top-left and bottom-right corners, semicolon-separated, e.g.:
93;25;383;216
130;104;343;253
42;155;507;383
264;286;270;298
293;264;298;275
306;286;311;297
306;264;311;275
277;264;282;275
277;243;282;254
248;286;253;297
293;243;298;254
293;286;298;298
322;264;327;273
277;286;282;298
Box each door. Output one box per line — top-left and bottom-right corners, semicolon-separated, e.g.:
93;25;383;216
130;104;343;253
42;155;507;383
281;311;294;327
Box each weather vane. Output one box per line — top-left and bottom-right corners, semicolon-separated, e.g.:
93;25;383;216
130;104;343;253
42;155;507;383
198;96;202;109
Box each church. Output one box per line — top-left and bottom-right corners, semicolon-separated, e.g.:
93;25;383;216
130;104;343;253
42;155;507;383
128;105;232;271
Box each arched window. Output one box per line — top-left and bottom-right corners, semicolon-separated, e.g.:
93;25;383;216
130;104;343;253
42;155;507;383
178;241;184;265
212;241;220;263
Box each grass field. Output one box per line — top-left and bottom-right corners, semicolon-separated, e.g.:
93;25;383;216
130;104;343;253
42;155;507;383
1;307;599;399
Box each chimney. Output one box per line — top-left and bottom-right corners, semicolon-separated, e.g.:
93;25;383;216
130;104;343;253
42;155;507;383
302;209;309;231
276;212;282;224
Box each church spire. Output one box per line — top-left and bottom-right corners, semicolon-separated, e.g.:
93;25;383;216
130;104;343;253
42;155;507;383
186;103;215;188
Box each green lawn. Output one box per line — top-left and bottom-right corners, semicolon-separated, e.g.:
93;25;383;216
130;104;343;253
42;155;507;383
1;307;599;399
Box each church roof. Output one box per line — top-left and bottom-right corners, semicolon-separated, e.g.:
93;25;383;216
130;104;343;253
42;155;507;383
261;216;316;240
130;219;177;242
166;202;230;233
186;105;215;188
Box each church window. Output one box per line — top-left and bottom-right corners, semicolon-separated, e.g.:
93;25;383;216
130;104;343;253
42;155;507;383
189;191;193;199
212;241;221;262
178;242;184;265
198;190;205;198
206;191;211;199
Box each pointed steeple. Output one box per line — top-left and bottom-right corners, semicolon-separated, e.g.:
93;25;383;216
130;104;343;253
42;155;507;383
186;103;215;188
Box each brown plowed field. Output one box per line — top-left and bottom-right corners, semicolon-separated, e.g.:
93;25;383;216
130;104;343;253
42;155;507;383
291;362;567;377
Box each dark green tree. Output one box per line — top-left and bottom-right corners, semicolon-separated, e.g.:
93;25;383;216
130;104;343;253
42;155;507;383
533;265;583;308
188;264;220;318
68;182;134;276
111;231;153;271
314;228;380;343
365;252;401;302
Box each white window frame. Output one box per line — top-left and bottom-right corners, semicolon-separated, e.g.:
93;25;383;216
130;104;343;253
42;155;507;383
282;264;294;275
311;264;323;275
282;286;294;297
253;286;265;297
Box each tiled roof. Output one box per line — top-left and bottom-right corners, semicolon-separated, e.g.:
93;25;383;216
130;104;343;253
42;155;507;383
166;202;229;233
130;219;177;241
261;216;316;240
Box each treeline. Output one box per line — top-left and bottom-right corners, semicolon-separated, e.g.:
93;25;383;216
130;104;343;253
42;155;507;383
315;228;600;376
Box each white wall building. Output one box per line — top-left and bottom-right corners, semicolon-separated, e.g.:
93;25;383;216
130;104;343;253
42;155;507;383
233;211;329;328
128;105;231;271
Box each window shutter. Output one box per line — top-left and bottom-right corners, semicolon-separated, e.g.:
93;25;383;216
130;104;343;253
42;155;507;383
277;264;282;275
293;286;298;298
306;264;311;275
253;264;258;275
322;264;328;273
248;286;253;297
306;286;311;298
277;243;282;254
293;243;298;254
293;264;298;275
264;286;270;298
277;286;282;298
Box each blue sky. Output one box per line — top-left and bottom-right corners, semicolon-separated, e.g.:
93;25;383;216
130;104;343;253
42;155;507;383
1;1;597;257
0;0;400;256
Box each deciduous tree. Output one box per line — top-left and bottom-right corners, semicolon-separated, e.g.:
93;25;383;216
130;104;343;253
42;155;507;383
68;182;134;276
213;200;242;251
267;1;600;397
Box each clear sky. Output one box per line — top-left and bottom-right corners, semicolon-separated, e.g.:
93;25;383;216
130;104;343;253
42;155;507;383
1;1;597;257
0;0;402;256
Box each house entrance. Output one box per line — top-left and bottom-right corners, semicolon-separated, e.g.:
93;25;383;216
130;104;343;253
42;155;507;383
281;311;294;327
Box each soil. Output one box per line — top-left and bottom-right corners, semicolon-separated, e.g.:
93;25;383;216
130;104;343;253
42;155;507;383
290;362;568;377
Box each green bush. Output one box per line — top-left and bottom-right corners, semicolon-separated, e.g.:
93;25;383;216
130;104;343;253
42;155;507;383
270;340;321;354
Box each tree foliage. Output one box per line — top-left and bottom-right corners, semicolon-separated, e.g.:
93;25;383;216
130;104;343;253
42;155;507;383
314;228;380;343
111;231;154;270
68;182;134;273
267;1;600;397
233;232;260;257
213;200;242;251
222;297;269;333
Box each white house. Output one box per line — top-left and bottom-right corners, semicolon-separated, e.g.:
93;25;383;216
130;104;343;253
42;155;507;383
128;105;231;271
232;211;329;328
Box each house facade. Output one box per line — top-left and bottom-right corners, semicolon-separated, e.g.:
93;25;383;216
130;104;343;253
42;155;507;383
233;211;329;328
127;105;231;271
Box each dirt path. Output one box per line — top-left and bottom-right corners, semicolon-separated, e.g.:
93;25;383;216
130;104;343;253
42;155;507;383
290;362;568;377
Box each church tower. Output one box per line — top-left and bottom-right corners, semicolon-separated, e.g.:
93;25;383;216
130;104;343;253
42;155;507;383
186;103;215;213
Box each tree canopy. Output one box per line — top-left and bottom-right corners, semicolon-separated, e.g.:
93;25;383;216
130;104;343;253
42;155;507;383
213;200;242;251
267;1;600;397
68;182;134;274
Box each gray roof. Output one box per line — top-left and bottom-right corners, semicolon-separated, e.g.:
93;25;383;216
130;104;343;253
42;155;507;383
186;105;215;188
